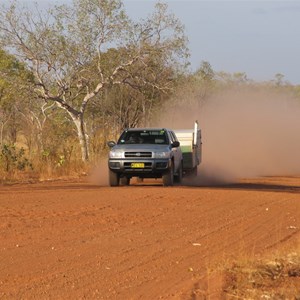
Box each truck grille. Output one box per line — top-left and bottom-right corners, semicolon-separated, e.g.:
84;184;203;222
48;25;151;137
124;152;152;158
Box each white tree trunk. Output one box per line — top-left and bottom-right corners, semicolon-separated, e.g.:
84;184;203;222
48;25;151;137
71;113;89;162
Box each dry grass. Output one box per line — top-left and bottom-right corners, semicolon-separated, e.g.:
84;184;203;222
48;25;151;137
223;252;300;299
0;158;90;184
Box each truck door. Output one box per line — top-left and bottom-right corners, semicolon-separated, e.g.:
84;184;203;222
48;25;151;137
169;131;181;171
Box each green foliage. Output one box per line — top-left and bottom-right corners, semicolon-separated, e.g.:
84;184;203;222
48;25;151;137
0;48;35;145
39;111;78;164
0;144;33;172
195;61;214;82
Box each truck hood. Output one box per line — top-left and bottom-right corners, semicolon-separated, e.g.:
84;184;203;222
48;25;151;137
111;144;171;152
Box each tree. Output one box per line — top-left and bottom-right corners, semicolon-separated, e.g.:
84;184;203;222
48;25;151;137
194;61;215;106
196;61;214;82
0;0;188;162
216;71;250;86
0;48;34;145
274;73;284;86
95;47;176;130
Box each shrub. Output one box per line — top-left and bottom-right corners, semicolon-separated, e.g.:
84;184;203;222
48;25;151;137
0;144;33;173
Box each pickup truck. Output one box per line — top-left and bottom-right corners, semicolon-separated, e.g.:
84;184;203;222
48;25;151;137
107;128;183;186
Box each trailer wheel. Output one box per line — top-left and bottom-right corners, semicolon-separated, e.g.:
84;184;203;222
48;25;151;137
191;167;198;177
120;176;130;186
163;162;174;186
109;170;120;186
174;161;183;184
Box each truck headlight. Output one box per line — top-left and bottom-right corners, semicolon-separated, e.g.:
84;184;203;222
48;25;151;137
109;150;123;158
154;151;170;159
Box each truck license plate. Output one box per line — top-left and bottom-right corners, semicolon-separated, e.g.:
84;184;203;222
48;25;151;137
131;163;144;168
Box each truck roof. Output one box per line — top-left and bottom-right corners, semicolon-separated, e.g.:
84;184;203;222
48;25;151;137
124;128;170;132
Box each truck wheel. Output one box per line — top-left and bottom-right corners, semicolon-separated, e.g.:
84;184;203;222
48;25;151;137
109;170;120;187
163;162;174;186
120;176;130;186
174;161;183;184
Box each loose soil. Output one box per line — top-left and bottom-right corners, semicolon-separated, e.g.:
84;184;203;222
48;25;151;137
1;176;300;299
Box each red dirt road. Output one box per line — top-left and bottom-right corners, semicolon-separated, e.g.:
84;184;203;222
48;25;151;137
1;177;300;299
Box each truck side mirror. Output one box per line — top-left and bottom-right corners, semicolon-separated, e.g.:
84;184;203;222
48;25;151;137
171;141;180;148
107;141;116;148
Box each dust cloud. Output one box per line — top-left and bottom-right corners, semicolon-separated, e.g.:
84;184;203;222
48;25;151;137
89;160;109;186
155;88;300;185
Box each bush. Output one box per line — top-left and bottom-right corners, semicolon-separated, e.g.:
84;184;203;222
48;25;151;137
0;144;32;173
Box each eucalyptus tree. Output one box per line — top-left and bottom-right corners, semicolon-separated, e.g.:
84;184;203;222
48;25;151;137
0;48;34;146
0;0;188;161
92;46;176;133
193;61;215;107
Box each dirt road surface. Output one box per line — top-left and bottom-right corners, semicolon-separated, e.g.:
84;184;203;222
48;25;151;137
1;176;300;299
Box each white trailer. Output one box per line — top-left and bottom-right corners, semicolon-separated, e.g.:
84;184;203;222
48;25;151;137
174;121;202;176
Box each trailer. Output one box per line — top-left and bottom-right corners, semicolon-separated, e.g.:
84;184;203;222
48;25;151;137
174;121;202;176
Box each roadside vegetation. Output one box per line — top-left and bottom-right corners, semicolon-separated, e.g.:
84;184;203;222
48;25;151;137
188;246;300;298
222;251;300;299
0;0;299;182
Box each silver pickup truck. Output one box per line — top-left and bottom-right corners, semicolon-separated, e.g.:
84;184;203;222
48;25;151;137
107;128;183;186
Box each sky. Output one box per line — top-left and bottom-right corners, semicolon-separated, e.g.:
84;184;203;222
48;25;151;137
123;0;300;84
4;0;300;84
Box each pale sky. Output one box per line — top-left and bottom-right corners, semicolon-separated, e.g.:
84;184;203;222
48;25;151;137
124;0;300;84
4;0;300;84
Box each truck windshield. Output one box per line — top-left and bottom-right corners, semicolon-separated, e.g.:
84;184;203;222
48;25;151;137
118;130;168;145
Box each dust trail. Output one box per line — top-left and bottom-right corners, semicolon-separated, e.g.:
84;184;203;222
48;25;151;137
155;88;300;185
89;159;109;186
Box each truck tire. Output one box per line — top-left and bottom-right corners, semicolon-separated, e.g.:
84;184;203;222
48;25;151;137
109;170;120;186
120;176;130;186
174;161;183;184
163;162;174;186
